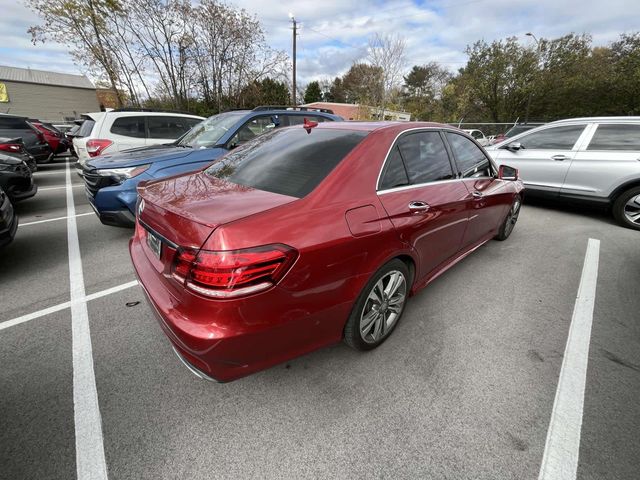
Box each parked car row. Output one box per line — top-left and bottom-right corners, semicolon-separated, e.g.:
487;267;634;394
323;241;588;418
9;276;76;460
80;107;341;227
0;114;53;163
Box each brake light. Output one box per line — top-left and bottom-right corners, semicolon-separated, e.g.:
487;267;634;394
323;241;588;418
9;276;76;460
0;143;22;153
171;244;298;298
86;139;113;157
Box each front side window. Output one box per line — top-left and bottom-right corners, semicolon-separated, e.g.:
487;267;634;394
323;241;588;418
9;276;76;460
228;116;279;147
511;125;585;150
397;131;454;184
587;124;640;151
205;128;368;198
110;116;145;138
148;116;201;139
178;111;245;148
445;132;491;177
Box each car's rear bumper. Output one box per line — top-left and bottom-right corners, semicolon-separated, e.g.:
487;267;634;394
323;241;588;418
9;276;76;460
129;226;349;382
88;200;136;227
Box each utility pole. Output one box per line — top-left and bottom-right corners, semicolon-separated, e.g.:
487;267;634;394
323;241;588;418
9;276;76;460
289;13;297;106
525;32;541;124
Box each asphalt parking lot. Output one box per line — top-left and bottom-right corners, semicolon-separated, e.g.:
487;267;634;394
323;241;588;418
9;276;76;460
1;158;639;480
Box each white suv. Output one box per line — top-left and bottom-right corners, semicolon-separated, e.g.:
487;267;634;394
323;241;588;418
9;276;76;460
73;110;204;164
486;117;640;230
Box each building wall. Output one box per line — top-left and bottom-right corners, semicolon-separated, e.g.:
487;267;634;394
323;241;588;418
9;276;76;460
0;80;100;123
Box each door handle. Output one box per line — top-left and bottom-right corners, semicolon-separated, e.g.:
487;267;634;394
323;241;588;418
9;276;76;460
408;201;430;213
472;191;483;199
551;154;569;161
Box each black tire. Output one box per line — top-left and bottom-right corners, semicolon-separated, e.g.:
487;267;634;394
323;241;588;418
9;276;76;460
612;186;640;231
344;259;410;351
495;194;522;241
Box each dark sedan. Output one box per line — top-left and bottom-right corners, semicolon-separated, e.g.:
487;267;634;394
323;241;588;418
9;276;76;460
0;114;52;163
0;137;37;172
0;186;18;248
0;153;37;202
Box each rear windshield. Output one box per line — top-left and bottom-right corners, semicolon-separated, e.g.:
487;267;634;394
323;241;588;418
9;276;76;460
0;116;29;129
77;119;95;137
205;127;368;198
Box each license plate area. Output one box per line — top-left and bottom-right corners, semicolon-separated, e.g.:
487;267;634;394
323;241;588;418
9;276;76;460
146;229;162;259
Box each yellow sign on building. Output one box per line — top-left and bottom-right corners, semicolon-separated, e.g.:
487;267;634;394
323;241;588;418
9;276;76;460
0;83;8;102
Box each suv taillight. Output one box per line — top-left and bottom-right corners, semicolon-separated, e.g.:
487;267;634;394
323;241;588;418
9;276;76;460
0;143;22;153
171;244;298;298
86;139;113;157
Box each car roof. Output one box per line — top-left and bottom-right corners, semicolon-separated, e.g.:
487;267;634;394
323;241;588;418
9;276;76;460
309;121;456;134
0;113;27;120
549;116;640;125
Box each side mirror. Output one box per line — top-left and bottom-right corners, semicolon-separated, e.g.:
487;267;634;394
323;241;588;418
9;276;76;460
504;142;522;151
498;165;519;181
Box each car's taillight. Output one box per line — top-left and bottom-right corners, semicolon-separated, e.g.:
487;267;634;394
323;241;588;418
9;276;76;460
86;139;113;157
0;143;22;153
171;244;298;298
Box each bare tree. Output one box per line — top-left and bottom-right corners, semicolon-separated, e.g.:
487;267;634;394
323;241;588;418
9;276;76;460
367;33;407;116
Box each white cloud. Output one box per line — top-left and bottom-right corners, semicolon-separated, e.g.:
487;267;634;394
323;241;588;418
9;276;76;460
1;0;639;86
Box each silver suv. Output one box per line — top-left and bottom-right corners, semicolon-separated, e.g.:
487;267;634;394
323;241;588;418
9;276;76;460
486;117;640;230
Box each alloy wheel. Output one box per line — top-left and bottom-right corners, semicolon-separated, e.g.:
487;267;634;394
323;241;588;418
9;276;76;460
360;270;407;344
623;194;640;225
504;199;521;237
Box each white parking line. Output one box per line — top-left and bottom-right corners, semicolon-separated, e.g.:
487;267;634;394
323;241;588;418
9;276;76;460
0;280;139;332
538;238;600;480
21;212;94;227
34;170;67;175
38;184;84;191
65;161;109;480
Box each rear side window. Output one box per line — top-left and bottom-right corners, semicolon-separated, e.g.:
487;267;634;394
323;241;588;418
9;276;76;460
587;124;640;151
148;116;201;139
110;116;145;138
512;125;584;150
397;131;454;184
446;132;491;177
379;146;409;190
206;128;368;198
77;119;95;137
0;117;28;129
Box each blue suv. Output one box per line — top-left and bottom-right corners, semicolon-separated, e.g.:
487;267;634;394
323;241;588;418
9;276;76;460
82;107;342;227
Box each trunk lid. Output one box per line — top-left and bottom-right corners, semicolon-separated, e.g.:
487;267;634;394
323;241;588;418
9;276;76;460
137;171;298;249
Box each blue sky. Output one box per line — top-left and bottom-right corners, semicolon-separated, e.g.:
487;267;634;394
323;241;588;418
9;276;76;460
2;0;640;85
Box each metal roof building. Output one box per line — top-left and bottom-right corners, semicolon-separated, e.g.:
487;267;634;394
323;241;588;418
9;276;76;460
0;65;100;123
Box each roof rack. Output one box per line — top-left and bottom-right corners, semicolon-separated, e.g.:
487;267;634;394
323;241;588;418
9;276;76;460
110;107;195;115
252;105;335;114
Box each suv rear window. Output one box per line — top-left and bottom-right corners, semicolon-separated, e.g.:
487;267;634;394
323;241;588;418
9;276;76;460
110;116;145;138
148;116;201;139
587;124;640;151
77;119;95;137
205;128;368;198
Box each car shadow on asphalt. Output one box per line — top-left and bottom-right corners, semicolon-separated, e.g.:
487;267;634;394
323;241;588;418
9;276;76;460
523;196;619;228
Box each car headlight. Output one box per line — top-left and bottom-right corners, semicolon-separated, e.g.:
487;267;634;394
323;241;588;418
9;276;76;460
96;164;150;181
0;164;14;172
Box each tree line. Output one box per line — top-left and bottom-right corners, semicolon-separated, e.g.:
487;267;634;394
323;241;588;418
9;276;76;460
304;32;640;124
26;2;640;122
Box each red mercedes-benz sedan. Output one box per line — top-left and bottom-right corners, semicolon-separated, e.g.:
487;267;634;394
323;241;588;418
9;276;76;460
130;121;524;382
